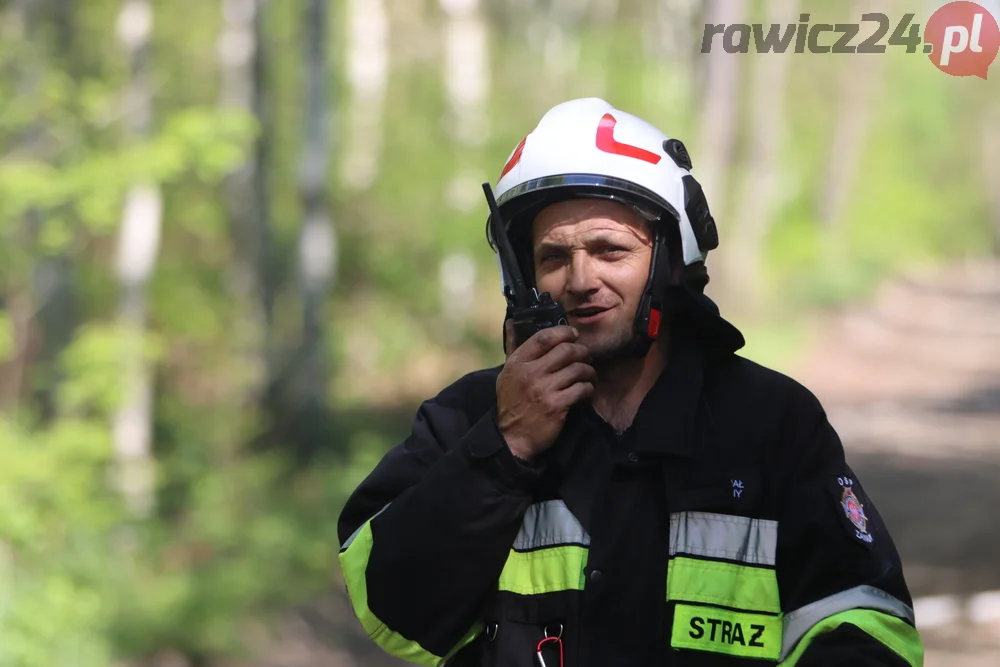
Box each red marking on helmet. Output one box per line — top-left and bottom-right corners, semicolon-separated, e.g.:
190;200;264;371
647;307;662;338
596;113;661;165
499;135;527;180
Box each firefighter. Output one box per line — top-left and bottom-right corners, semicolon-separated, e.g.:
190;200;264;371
337;98;924;666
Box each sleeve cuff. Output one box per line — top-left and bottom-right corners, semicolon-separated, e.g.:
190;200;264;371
461;407;545;492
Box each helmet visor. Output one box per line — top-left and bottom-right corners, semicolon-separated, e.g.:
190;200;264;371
493;173;681;233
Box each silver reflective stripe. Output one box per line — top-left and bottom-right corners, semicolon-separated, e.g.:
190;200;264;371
340;503;391;552
669;511;778;566
780;585;916;660
513;500;590;551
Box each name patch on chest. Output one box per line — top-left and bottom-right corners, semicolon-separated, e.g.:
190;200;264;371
671;603;781;661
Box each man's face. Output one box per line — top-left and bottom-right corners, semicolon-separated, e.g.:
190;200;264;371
532;199;653;363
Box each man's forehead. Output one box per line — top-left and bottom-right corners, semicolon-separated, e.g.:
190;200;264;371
532;199;650;244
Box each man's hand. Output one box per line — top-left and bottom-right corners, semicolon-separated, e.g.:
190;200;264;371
496;322;596;461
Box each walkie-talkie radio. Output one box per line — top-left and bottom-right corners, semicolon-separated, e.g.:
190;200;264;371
482;182;568;350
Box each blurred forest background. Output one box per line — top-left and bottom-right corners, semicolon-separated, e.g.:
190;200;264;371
0;0;997;664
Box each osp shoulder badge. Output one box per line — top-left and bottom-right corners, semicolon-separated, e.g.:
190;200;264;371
837;476;873;546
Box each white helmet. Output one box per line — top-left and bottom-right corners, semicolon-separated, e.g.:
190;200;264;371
487;97;724;354
493;97;718;272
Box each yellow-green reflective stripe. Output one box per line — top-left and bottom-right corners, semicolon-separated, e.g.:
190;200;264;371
498;545;588;595
781;585;915;658
667;557;780;614
672;603;781;661
338;521;481;666
778;609;923;667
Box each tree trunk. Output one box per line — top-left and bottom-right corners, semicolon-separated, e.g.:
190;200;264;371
817;0;884;231
340;0;388;191
296;0;335;411
439;0;488;338
10;0;37;34
112;0;161;518
31;253;77;422
441;0;490;148
0;0;41;413
649;0;699;98
33;0;79;422
724;0;798;310
692;0;747;304
218;0;274;401
53;0;74;56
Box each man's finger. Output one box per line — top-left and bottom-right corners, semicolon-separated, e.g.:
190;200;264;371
536;342;591;374
556;380;595;407
513;325;578;361
548;361;597;391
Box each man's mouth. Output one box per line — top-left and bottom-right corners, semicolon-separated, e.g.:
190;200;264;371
570;306;610;323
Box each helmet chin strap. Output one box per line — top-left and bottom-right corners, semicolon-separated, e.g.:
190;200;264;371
629;228;672;357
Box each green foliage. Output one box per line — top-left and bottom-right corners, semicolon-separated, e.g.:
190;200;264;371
109;454;345;657
762;48;996;310
0;414;120;666
0;312;13;363
57;323;164;415
0;108;255;235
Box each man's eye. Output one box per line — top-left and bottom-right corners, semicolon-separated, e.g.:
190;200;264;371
600;246;627;256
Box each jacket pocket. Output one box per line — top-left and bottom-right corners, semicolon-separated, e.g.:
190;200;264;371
668;468;763;515
481;593;573;667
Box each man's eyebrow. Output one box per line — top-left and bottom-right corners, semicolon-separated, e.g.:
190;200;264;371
584;232;636;246
535;229;648;255
534;240;569;254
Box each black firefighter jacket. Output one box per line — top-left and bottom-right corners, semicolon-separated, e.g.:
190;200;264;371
337;318;924;667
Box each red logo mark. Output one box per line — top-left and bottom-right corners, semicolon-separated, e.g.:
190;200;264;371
595;113;661;165
499;135;527;180
841;487;868;533
925;1;1000;78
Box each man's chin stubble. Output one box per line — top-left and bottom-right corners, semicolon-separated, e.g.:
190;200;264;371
585;330;634;366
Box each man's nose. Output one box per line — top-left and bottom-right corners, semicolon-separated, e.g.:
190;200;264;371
566;253;600;295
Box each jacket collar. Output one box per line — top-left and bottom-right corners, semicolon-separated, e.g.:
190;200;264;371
547;318;713;470
626;290;744;457
628;324;705;458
